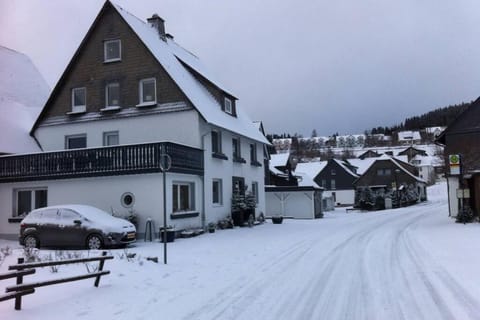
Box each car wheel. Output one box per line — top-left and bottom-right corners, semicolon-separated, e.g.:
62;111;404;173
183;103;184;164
24;235;39;249
86;234;103;250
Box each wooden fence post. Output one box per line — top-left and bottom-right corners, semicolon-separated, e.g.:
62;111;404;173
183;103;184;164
15;258;24;311
94;251;107;287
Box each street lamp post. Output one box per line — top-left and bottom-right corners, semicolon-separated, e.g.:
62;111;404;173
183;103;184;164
394;168;401;207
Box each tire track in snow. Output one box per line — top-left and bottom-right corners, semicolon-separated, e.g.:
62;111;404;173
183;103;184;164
183;196;480;320
400;212;480;320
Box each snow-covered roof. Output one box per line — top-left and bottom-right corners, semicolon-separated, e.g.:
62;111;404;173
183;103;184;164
270;153;290;168
296;172;321;188
294;161;327;180
112;4;268;144
0;46;49;154
333;159;359;178
345;158;377;175
397;130;421;141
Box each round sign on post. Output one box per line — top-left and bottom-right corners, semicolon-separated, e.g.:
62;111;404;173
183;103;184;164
449;154;461;175
449;154;460;165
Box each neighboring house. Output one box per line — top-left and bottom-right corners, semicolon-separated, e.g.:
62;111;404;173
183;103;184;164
410;155;436;185
313;159;359;206
0;1;268;239
294;161;333;211
398;146;428;162
0;46;50;155
358;149;381;160
436;99;480;218
397;130;421;145
424;126;445;139
353;155;427;210
268;153;298;186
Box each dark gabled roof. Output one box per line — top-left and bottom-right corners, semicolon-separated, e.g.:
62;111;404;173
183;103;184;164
31;1;268;144
358;149;381;159
353;155;426;186
398;146;427;157
436;96;480;145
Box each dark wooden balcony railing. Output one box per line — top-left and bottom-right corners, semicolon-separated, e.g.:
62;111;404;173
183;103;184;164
0;142;204;183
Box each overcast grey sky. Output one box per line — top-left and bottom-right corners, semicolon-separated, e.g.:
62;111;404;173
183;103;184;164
1;0;480;136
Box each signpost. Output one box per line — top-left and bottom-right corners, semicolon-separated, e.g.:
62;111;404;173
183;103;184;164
160;146;171;265
449;154;461;175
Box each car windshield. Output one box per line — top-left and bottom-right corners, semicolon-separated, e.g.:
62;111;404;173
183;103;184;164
72;206;118;223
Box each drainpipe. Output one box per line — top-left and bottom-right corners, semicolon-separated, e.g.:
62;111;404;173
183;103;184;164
200;130;209;231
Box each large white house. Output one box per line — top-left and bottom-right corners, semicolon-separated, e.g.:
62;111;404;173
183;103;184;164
0;1;268;240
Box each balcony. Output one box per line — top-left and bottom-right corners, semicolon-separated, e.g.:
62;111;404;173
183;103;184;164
0;142;204;183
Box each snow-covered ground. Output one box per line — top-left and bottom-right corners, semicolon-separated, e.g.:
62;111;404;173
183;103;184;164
1;181;480;319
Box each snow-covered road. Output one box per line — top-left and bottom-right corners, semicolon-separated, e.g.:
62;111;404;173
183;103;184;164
1;182;480;319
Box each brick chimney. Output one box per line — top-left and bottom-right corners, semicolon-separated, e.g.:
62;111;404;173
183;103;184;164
147;14;166;40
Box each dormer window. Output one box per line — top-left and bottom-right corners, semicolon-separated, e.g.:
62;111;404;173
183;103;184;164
224;97;233;114
138;78;157;106
71;87;86;113
104;39;121;62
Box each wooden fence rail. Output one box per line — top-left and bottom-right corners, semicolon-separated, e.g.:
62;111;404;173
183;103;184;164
1;251;113;310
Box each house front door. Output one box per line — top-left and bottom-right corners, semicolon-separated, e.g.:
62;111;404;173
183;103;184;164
232;176;245;195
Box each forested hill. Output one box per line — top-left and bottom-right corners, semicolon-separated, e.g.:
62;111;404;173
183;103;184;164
368;101;472;134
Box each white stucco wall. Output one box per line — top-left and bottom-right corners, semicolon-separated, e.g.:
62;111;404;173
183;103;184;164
0;172;204;239
200;122;266;224
35;110;202;151
265;190;315;219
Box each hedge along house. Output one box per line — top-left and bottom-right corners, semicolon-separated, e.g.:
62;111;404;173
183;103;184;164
0;1;268;240
353;155;427;210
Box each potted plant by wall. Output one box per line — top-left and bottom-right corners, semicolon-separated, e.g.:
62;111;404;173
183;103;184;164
272;215;283;224
208;222;216;233
160;225;176;243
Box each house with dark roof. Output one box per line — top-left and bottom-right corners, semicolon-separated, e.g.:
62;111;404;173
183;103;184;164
398;146;428;162
436;98;480;218
0;1;268;239
353;155;427;210
301;158;359;206
358;149;381;160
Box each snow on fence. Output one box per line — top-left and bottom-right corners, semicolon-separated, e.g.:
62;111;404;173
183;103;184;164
0;251;113;310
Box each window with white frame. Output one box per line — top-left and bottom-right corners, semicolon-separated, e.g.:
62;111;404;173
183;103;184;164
13;188;47;217
331;179;336;190
252;181;259;204
212;179;223;205
103;131;119;146
173;182;195;212
104;39;121;62
71;87;86;113
139;78;156;105
65;134;87;149
106;82;120;107
224;97;233;114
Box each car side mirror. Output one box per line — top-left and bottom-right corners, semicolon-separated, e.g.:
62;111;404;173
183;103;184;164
73;219;82;225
